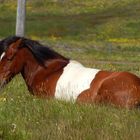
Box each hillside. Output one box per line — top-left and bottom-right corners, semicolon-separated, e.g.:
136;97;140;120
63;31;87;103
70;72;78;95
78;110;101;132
1;0;140;65
0;1;140;140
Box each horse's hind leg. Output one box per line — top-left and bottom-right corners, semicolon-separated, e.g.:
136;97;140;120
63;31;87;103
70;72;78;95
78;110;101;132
95;74;140;108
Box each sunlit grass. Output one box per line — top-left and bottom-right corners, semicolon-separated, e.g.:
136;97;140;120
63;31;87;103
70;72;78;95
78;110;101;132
0;0;140;139
0;52;140;140
0;62;139;140
0;73;140;140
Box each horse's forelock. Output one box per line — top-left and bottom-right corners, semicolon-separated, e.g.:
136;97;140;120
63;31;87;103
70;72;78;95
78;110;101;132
0;36;21;49
0;36;22;56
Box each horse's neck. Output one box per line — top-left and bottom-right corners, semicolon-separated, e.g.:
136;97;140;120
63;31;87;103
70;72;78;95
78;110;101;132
21;54;69;95
21;55;41;87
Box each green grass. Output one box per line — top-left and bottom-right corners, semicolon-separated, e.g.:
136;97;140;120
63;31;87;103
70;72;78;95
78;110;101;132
0;0;140;139
0;76;140;140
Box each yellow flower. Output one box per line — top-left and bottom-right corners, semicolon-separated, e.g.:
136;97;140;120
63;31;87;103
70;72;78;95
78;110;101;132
30;35;41;40
0;97;6;102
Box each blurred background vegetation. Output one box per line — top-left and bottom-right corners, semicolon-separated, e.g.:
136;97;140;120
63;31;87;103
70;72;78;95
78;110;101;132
0;0;140;68
0;0;140;140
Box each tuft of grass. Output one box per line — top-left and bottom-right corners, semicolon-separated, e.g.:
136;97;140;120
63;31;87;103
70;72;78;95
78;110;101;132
0;77;140;140
0;69;140;140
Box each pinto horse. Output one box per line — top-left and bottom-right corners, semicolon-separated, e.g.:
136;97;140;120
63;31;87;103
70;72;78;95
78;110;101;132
0;36;140;108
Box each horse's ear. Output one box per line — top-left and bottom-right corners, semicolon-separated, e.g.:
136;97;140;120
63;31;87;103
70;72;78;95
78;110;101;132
12;39;23;49
6;39;23;60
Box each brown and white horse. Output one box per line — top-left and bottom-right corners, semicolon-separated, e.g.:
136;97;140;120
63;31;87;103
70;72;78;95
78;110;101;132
0;36;140;108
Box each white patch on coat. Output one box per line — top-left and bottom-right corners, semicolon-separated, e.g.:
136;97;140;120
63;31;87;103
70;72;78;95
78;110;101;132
55;60;100;102
0;52;5;60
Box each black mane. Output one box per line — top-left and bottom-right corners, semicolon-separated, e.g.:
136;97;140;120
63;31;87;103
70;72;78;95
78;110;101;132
23;37;68;63
0;36;68;64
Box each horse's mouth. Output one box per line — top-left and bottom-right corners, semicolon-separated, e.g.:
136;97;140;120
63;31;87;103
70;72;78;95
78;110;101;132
0;79;7;89
0;74;11;91
0;71;13;90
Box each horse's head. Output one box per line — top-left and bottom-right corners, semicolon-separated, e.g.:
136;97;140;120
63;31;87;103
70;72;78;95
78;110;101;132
0;36;69;89
0;37;23;88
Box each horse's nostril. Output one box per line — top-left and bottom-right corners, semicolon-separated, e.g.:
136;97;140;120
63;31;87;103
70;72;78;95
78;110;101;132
0;80;6;89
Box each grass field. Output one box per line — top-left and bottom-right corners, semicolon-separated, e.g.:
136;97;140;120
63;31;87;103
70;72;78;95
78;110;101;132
0;0;140;140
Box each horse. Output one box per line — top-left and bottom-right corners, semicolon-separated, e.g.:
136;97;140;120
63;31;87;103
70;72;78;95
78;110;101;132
0;36;140;108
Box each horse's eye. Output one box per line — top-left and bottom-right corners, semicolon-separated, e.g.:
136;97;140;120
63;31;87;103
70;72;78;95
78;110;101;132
6;58;12;61
6;54;15;61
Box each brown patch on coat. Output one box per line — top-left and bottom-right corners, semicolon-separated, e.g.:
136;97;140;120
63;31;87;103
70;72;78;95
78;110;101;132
77;71;140;108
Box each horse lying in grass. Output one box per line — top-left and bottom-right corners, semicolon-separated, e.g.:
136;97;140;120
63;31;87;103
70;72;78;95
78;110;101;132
0;36;140;108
